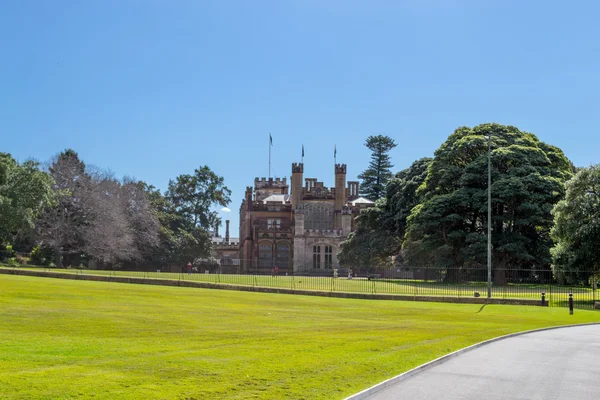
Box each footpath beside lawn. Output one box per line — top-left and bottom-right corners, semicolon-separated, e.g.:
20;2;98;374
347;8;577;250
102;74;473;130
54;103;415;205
1;274;598;400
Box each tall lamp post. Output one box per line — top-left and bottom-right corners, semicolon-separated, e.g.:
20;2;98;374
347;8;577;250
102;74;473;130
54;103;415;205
486;135;492;299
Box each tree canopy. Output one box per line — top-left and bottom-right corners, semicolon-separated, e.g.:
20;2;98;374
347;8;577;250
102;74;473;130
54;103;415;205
402;123;573;283
550;165;600;283
0;153;54;246
358;135;397;200
339;157;431;268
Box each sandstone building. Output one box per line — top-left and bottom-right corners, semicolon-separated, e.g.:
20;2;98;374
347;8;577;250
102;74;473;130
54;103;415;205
239;163;373;274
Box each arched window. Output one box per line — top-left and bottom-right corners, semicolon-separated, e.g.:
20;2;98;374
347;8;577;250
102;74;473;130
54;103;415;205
258;242;273;269
276;242;290;270
304;202;334;230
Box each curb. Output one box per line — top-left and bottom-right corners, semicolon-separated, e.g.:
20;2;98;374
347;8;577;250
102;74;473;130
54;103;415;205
344;322;600;400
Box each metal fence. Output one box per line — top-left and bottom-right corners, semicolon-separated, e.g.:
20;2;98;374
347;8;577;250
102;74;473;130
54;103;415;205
3;264;598;310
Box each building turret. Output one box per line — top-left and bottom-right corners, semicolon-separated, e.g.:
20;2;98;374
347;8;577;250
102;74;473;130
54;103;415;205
291;163;304;210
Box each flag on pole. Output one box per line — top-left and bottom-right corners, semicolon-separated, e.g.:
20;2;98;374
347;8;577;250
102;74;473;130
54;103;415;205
270;133;273;146
302;144;304;158
334;145;337;159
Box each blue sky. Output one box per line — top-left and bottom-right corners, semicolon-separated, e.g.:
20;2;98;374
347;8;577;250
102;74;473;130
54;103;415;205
2;0;600;236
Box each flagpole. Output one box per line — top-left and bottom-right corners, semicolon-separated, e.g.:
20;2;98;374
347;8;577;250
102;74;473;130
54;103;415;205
269;133;271;179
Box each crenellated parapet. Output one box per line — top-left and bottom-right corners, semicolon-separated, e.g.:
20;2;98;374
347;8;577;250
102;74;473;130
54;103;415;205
292;163;304;173
254;177;288;189
335;163;347;174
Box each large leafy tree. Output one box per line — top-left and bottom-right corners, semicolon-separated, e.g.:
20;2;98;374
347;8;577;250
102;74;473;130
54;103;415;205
145;165;232;265
358;135;397;200
403;124;572;284
550;165;600;284
143;184;212;266
166;166;231;231
0;153;55;246
339;158;432;268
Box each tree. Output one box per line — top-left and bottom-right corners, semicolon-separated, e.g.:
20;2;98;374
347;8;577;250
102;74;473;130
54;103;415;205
550;165;600;284
36;151;161;268
402;124;572;284
36;150;90;267
166;166;231;231
358;135;397;200
142;166;230;266
0;153;55;247
338;158;432;268
143;184;212;266
119;179;161;263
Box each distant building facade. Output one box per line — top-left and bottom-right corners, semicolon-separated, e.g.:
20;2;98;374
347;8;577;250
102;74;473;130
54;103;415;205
239;163;374;274
212;219;241;273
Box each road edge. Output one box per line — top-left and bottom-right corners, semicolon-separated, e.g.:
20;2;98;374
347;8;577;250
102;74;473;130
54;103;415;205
344;322;600;400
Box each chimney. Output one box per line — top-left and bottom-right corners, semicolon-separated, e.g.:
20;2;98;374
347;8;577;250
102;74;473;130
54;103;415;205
215;221;219;238
225;220;230;244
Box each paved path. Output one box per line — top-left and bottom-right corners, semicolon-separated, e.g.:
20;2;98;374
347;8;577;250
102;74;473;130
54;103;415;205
364;324;600;400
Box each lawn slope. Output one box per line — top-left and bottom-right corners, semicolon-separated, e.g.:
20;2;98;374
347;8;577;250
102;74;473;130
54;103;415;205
0;275;598;400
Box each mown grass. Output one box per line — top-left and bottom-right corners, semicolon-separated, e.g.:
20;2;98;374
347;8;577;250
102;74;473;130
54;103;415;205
2;265;597;305
0;274;599;400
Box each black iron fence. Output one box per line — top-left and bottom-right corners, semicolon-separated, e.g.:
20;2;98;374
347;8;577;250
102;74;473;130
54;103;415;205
2;264;598;310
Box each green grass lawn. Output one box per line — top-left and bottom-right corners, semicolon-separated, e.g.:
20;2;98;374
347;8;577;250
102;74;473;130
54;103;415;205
3;265;597;305
0;275;599;400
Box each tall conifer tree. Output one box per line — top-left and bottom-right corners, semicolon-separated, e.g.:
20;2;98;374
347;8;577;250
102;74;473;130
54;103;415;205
358;135;397;200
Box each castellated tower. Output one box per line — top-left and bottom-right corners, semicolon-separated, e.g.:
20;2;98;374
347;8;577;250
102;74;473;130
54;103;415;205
334;163;346;229
291;162;304;210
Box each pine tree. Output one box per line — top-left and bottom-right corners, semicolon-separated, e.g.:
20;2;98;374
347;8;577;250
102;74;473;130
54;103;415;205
358;135;397;200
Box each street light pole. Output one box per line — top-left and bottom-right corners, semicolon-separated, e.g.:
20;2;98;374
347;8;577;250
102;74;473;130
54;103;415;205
487;135;492;299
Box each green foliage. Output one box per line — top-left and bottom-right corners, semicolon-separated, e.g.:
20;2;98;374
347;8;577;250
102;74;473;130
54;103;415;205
30;245;54;266
551;165;600;283
403;124;572;283
144;179;218;266
358;135;397;200
339;158;432;267
166;165;231;231
0;153;55;245
0;244;15;260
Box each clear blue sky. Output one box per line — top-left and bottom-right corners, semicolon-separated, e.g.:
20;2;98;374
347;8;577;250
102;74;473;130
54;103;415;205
3;0;600;236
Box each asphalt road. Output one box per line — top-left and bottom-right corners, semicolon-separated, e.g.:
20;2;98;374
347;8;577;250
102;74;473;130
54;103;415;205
365;324;600;400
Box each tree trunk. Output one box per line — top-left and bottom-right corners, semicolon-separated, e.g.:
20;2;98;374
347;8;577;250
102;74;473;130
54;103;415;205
54;246;63;269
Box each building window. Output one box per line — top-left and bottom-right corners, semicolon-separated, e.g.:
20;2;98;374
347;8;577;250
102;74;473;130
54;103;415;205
325;246;333;269
304;202;334;230
313;245;321;269
267;219;281;229
259;242;273;269
276;242;290;270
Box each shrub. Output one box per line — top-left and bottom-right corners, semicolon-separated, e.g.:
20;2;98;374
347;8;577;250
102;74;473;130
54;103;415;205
0;245;16;261
30;246;54;266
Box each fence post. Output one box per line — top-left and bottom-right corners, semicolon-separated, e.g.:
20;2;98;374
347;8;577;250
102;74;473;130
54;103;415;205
569;292;574;314
541;292;546;307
